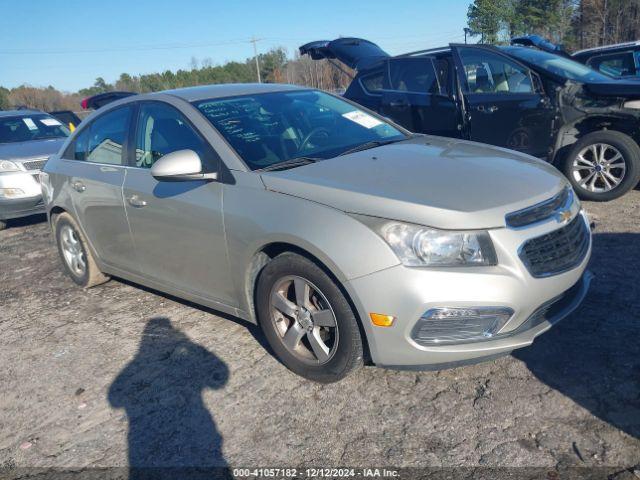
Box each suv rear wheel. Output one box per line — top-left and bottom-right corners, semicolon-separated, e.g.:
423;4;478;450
256;252;364;383
562;130;640;201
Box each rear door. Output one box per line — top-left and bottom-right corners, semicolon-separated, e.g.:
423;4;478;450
122;100;236;307
451;45;555;158
379;56;460;136
63;105;137;270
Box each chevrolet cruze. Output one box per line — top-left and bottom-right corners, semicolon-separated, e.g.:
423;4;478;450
41;84;592;382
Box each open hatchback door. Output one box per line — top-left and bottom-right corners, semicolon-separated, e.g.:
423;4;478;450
299;37;390;71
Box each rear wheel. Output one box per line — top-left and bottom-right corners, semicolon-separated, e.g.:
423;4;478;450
0;220;6;231
562;131;640;201
54;213;109;288
256;252;363;383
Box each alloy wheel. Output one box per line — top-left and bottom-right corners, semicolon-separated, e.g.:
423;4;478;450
60;224;86;277
572;143;626;193
269;275;339;365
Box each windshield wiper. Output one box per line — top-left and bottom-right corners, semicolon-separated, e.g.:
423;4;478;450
258;156;320;172
336;137;407;157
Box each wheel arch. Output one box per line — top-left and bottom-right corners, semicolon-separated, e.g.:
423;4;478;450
551;114;640;165
244;240;373;364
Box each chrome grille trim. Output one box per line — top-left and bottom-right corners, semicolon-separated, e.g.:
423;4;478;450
22;159;48;171
506;187;573;228
519;213;590;278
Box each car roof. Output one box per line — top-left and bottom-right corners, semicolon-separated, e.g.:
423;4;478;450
0;109;45;118
156;82;306;102
573;41;640;57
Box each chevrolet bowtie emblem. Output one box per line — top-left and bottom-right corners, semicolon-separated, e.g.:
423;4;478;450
557;209;572;223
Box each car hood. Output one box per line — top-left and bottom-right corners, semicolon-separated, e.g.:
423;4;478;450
0;138;66;161
261;136;567;230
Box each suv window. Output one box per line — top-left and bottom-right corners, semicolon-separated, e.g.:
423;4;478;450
588;51;637;77
387;58;439;93
459;48;533;94
360;70;384;94
135;102;209;169
86;106;131;165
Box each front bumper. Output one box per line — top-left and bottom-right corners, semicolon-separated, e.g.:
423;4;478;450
344;212;592;368
0;172;44;220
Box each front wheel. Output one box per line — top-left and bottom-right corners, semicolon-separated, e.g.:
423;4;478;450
561;131;640;201
256;252;363;383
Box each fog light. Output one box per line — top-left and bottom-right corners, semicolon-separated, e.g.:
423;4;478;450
370;313;396;327
0;188;26;199
411;307;514;345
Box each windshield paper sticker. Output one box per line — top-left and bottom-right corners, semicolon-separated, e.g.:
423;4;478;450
41;118;62;126
23;118;38;130
342;110;383;129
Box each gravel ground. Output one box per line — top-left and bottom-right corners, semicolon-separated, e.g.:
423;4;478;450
0;192;639;478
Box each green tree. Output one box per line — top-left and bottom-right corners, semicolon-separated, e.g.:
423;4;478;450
467;0;513;43
0;87;10;110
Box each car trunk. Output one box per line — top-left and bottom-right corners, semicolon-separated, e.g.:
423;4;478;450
299;38;390;71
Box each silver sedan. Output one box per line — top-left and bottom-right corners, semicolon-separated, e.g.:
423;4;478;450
41;83;592;382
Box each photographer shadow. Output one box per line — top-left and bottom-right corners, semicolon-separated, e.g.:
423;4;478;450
108;317;231;479
514;232;640;440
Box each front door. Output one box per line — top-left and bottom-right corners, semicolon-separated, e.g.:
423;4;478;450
380;57;460;136
122;101;236;307
65;105;137;270
451;45;555;158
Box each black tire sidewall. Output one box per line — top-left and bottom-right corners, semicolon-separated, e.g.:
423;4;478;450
256;253;363;383
55;216;90;287
562;131;640;201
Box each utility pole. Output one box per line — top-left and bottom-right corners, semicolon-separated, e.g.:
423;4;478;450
464;28;472;44
250;36;262;83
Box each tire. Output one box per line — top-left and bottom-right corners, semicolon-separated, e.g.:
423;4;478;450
256;252;363;383
0;220;6;231
54;212;109;288
561;130;640;201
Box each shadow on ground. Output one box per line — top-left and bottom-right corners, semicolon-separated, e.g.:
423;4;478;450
108;317;231;479
515;232;640;440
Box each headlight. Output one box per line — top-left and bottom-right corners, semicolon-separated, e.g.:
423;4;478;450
0;160;21;173
353;215;497;267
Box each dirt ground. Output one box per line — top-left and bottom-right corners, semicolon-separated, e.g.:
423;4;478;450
0;191;639;478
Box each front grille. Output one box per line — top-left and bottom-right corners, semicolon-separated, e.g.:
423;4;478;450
506;187;572;228
519;214;590;277
22;159;47;171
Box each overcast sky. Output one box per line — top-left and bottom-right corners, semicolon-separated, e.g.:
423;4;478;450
1;0;471;92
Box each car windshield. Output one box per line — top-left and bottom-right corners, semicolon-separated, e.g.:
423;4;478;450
0;113;70;144
507;48;613;82
193;90;406;170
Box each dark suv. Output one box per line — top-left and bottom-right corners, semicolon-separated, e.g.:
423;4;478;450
301;38;640;201
513;35;640;79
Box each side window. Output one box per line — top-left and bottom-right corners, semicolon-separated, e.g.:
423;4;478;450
588;52;636;77
459;48;533;94
135;103;209;169
360;70;384;94
69;127;90;161
86;106;131;165
387;58;439;94
434;57;451;96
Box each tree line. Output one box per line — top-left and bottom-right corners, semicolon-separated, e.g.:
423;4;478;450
2;0;638;112
467;0;640;50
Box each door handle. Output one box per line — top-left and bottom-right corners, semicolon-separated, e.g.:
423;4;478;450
389;100;408;108
127;195;148;208
72;181;86;193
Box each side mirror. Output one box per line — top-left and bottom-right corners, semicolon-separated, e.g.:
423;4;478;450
150;149;218;182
